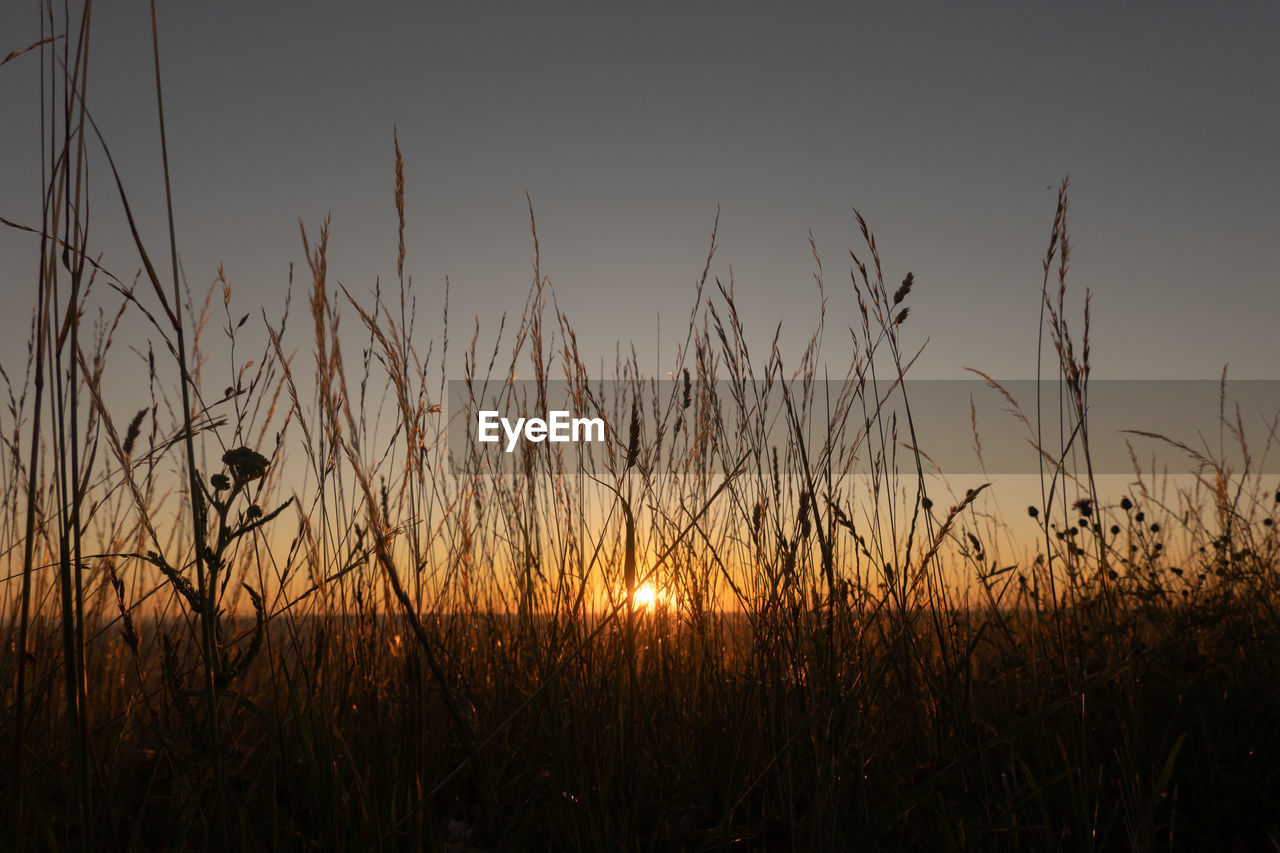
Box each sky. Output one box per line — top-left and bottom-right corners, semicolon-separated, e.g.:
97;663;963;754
1;1;1278;398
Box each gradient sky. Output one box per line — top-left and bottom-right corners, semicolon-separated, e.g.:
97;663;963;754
2;1;1278;391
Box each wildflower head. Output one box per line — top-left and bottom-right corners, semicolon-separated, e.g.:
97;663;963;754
222;446;269;485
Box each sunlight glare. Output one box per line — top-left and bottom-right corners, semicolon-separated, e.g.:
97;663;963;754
632;583;666;610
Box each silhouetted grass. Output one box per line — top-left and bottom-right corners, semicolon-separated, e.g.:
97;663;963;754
4;6;1280;851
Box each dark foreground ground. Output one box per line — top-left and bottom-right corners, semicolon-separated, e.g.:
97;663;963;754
5;591;1280;851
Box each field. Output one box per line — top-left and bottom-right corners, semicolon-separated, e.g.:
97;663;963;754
4;10;1280;852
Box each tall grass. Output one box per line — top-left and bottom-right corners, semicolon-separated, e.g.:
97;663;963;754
4;5;1280;850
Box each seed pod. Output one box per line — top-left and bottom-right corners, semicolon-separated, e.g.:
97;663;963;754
626;403;640;469
892;272;913;306
123;408;147;456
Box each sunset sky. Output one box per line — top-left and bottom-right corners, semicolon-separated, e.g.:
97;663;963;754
1;2;1277;392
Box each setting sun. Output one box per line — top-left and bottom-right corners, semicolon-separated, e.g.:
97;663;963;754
632;583;668;610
